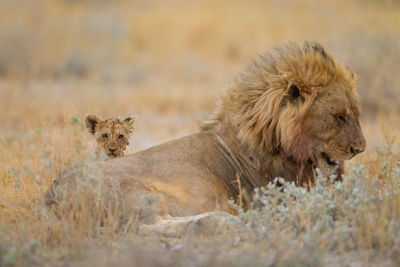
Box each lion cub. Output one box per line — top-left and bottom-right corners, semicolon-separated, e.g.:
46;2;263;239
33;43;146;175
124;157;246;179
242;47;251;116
85;113;136;158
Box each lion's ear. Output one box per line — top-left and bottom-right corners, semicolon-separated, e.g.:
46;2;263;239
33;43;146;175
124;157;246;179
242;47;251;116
85;113;103;135
287;83;304;103
123;114;137;132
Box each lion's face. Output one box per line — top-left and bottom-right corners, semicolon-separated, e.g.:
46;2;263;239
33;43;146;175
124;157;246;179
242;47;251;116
85;114;136;158
301;83;366;177
202;42;366;181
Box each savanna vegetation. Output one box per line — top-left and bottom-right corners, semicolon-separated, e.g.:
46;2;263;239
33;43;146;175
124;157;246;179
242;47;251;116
1;0;400;266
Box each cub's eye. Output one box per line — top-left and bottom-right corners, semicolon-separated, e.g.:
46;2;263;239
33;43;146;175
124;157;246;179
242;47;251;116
336;115;346;123
118;134;124;139
102;134;108;139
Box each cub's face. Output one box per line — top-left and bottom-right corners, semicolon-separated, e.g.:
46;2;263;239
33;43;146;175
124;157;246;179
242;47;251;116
85;114;136;158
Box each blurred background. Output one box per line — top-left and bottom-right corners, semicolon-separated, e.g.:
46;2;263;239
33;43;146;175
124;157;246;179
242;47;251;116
0;0;400;241
1;0;399;142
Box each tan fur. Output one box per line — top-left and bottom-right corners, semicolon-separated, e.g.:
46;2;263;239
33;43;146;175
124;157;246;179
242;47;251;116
85;113;136;158
45;42;366;236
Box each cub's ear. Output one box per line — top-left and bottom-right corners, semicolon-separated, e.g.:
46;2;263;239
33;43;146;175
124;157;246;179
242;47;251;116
85;113;103;135
122;114;137;132
287;83;304;103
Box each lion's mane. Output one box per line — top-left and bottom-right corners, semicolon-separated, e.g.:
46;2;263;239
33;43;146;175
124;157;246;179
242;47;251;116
201;42;356;163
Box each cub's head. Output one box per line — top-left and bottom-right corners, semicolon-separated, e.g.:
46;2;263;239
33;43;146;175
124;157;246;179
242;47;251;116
85;113;136;158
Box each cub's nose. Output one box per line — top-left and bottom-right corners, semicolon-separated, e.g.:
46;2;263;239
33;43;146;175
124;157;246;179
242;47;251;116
109;148;117;153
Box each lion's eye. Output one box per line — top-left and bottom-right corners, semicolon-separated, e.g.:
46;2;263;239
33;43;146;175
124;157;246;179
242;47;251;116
336;115;346;123
102;133;108;139
118;134;124;139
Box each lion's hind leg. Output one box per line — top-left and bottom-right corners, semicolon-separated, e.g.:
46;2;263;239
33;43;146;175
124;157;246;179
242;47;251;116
138;211;232;237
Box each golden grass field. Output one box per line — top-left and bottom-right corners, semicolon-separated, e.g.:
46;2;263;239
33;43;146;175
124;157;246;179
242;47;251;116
1;0;400;266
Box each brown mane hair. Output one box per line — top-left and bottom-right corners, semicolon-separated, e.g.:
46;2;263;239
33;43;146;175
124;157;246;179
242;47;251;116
201;42;356;163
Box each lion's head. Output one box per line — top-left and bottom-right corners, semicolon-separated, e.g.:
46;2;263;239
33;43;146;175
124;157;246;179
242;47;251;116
202;41;366;178
85;113;136;158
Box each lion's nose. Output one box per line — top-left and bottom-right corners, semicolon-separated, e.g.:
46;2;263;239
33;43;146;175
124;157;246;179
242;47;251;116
349;136;366;158
350;146;363;157
109;148;117;153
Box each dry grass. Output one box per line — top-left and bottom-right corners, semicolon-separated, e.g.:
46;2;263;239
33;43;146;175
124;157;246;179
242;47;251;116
1;0;400;266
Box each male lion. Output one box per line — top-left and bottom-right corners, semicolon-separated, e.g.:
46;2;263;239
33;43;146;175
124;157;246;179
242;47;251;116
85;113;136;158
45;42;365;236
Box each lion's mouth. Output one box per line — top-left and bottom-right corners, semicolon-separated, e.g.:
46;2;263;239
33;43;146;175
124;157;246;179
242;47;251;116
310;152;340;178
108;152;119;158
321;152;339;166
